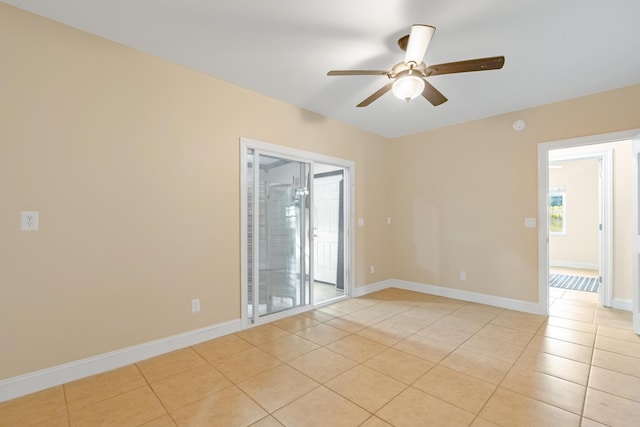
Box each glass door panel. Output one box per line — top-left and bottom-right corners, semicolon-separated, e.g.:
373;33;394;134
247;150;310;321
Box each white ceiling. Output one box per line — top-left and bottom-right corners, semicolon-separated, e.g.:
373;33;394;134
5;0;640;138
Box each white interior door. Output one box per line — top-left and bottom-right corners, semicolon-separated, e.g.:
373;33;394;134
633;137;640;334
313;174;341;285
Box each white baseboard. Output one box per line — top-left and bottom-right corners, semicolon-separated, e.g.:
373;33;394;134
0;319;241;403
612;298;633;311
549;261;599;271
354;279;542;314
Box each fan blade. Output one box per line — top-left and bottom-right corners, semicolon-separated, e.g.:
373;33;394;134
327;70;389;76
422;80;448;106
425;56;505;76
356;81;394;107
404;24;435;65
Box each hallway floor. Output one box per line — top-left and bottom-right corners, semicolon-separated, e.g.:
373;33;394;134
1;288;638;426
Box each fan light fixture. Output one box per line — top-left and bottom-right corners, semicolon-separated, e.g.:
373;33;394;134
392;74;425;102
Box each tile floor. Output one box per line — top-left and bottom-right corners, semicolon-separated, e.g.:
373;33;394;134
2;287;639;426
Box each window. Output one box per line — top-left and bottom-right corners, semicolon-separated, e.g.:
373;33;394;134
549;188;566;234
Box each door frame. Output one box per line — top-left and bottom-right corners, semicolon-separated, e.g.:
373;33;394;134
240;137;355;329
633;136;640;334
537;129;639;315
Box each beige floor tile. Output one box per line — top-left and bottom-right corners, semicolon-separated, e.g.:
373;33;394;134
446;306;498;324
376;387;475;427
356;323;412;346
583;388;640;427
501;366;586;414
150;364;232;411
340;309;393;326
377;313;434;333
579;417;608;427
213;347;281;383
65;364;147;410
302;308;338;322
470;417;501;427
594;308;633;330
475;323;534;347
140;415;177;426
393;334;459;363
515;348;590;385
401;306;449;324
480;388;580;427
257;333;319;362
458;335;525;364
170;385;267;427
364;348;434;384
236;324;291;346
273;314;320;333
414;322;475;346
325;365;406;412
68;386;166;427
249;415;284;427
326;316;369;333
592;348;640;378
595;335;640;358
295;323;350;346
360;415;393;427
550;305;595;323
589;366;640;403
325;334;387;363
287;347;357;383
597;325;640;343
440;348;513;385
192;334;256;363
272;386;370;427
528;335;593;363
413;365;495;414
30;415;69;427
538;324;596;347
137;347;206;383
547;316;598;334
237;364;319;412
0;386;67;427
490;310;546;333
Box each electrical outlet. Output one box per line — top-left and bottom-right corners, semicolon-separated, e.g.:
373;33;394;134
20;211;39;231
459;271;466;280
191;298;200;313
370;265;375;274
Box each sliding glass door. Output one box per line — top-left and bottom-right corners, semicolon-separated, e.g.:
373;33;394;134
246;149;311;321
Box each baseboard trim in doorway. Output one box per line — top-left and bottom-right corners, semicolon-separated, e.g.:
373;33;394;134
353;279;541;314
613;298;633;311
0;319;241;403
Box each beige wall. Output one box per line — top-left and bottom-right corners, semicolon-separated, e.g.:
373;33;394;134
389;86;640;303
549;158;599;267
0;4;391;379
2;3;640;383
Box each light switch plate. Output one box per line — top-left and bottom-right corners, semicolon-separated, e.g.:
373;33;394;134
20;211;39;231
524;217;537;228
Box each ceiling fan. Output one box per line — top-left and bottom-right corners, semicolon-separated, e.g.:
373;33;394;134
327;24;505;107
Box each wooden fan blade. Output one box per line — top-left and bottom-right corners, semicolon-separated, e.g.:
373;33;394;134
422;80;448;106
357;81;394;107
327;70;389;76
425;56;505;76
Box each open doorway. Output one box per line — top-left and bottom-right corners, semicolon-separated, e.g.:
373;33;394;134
547;152;608;310
538;131;636;319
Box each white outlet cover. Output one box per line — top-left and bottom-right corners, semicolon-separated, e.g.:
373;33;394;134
524;217;537;228
358;218;364;227
20;211;39;231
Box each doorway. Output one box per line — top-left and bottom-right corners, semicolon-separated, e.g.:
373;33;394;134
547;151;610;309
537;130;638;321
240;138;354;327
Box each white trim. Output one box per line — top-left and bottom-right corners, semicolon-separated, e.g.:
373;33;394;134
0;319;241;403
549;261;599;270
613;298;633;312
353;279;541;314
